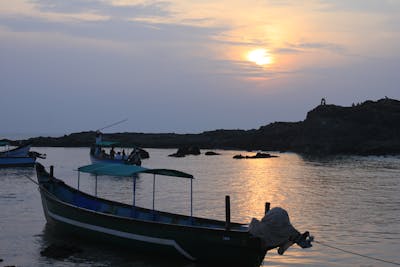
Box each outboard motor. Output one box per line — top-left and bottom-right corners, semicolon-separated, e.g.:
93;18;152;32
249;207;313;254
127;148;142;166
29;151;47;159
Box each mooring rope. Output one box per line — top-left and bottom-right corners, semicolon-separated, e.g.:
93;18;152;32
24;174;39;186
314;240;400;266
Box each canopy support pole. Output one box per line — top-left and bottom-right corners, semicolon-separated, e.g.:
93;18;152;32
50;166;54;178
225;195;231;230
77;171;80;190
152;174;156;212
190;178;193;220
95;174;98;197
133;175;136;207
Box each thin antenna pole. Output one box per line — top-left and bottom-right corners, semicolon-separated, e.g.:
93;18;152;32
97;118;128;131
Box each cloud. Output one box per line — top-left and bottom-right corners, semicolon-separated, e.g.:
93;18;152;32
317;0;400;14
264;0;299;6
1;1;227;47
294;42;346;53
0;14;223;45
274;41;346;55
29;0;172;18
274;47;302;54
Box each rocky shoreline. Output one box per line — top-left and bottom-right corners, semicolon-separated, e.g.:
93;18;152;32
4;98;400;155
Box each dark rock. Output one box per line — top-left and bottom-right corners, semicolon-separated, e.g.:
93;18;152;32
40;244;82;259
233;152;278;159
254;152;278;158
169;146;201;157
168;152;185;158
138;148;150;159
205;151;220;156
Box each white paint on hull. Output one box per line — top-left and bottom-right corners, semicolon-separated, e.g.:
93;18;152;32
45;207;196;261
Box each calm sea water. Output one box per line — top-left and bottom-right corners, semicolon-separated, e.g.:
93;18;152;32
0;148;399;267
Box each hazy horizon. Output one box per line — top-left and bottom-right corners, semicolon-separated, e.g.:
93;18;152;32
1;1;400;136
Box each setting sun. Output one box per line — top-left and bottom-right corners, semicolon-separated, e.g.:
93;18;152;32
246;49;273;66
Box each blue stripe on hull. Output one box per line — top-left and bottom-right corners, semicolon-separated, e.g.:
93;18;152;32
0;157;36;167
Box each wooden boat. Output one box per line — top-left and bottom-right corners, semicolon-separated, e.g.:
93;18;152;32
0;142;45;167
0;142;31;157
90;131;142;165
35;163;312;266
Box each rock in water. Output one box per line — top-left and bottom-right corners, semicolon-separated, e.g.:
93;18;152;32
233;152;278;159
168;146;201;157
205;151;220;156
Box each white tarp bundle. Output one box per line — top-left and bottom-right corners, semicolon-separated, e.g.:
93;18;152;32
249;207;300;248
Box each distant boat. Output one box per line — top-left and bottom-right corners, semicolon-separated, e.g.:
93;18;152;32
0;142;45;167
0;142;31;157
90;131;142;165
35;163;312;266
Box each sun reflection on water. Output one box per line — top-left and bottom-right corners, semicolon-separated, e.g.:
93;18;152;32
220;152;308;224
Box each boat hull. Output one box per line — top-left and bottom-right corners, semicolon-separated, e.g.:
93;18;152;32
90;155;127;164
0;156;36;167
37;167;266;266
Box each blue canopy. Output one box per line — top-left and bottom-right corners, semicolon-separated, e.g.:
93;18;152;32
0;141;9;146
78;163;194;179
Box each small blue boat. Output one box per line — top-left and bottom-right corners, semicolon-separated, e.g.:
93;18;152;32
89;131;142;165
0;142;31;157
0;141;46;167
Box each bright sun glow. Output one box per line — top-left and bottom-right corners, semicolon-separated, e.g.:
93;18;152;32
246;49;273;66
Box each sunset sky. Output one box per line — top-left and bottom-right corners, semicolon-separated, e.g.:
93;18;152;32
1;0;400;136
